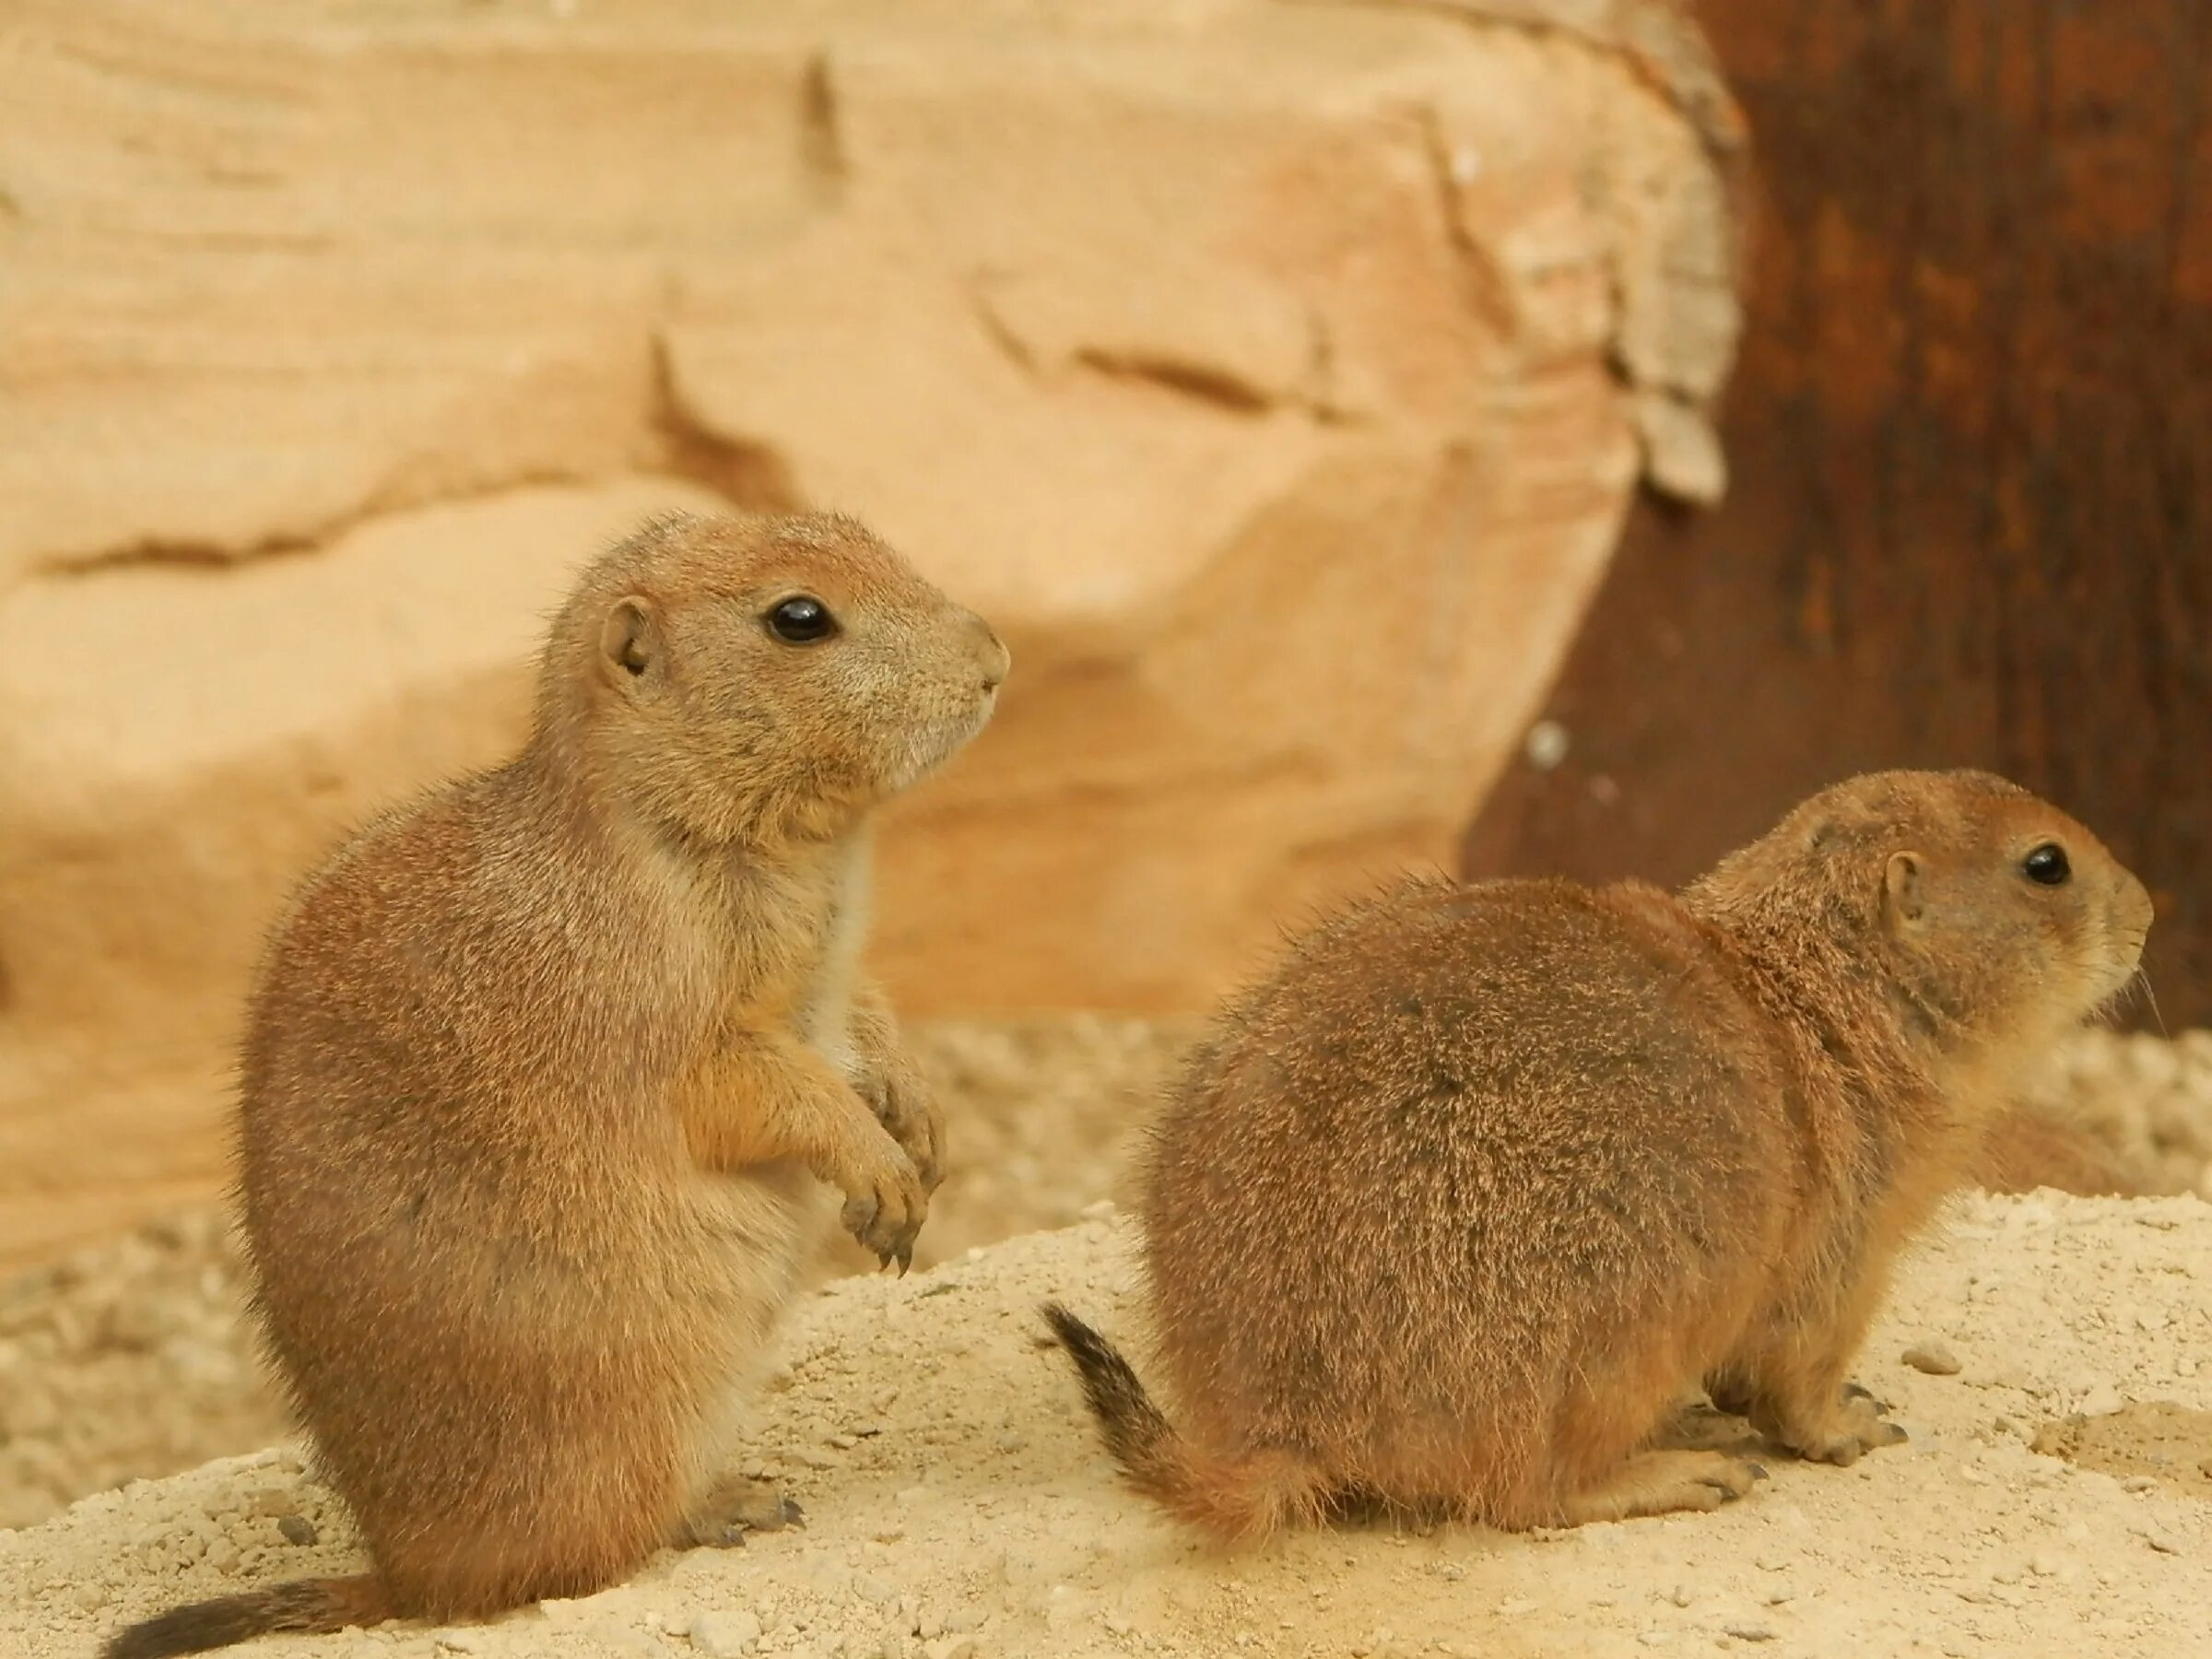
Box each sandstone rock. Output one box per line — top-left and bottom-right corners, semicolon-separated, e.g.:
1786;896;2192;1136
0;0;1741;1263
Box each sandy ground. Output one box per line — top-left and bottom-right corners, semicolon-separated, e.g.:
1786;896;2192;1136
2016;1029;2212;1200
2;1021;2208;1535
0;1018;1194;1531
5;1191;2209;1659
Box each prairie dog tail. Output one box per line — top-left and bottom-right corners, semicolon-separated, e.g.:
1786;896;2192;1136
1041;1302;1327;1543
102;1575;393;1658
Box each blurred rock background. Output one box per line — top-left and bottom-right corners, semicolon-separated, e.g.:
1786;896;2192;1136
1;0;1736;1266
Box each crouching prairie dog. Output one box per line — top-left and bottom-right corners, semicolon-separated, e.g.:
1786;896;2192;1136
1047;771;2150;1540
106;512;1008;1659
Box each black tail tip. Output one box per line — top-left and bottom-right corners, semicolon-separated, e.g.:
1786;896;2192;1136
101;1614;230;1659
1040;1302;1143;1402
101;1614;216;1659
1041;1300;1103;1356
100;1587;303;1659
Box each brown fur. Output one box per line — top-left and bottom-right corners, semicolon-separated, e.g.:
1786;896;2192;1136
1048;771;2151;1540
104;512;1007;1657
1976;1101;2138;1197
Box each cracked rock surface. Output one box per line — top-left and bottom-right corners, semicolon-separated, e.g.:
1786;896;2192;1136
0;0;1742;1264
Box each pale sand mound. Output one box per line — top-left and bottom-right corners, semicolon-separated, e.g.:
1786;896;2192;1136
0;1017;1196;1531
6;1195;2208;1659
4;1021;2206;1535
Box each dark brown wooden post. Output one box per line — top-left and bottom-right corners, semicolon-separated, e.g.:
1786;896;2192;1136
1464;0;2212;1027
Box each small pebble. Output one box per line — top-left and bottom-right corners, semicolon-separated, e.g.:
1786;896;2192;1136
690;1608;762;1657
601;1623;667;1657
1902;1340;1961;1376
1724;1626;1777;1643
2078;1383;2124;1418
277;1514;319;1547
1524;719;1571;771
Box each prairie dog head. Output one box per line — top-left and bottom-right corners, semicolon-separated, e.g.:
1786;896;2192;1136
1689;770;2152;1055
545;512;1008;842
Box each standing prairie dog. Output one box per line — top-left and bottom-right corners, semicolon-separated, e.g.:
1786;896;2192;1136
1048;771;2150;1538
106;512;1008;1658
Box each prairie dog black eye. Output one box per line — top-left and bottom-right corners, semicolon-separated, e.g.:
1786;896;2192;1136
2022;843;2070;886
765;594;837;644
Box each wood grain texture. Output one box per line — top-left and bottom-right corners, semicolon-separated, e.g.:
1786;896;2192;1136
1464;0;2212;1027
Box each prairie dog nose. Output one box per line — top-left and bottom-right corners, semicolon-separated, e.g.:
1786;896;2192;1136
971;614;1010;691
2114;867;2154;944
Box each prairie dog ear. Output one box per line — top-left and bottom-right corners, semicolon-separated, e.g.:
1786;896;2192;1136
1883;851;1925;929
600;596;662;686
